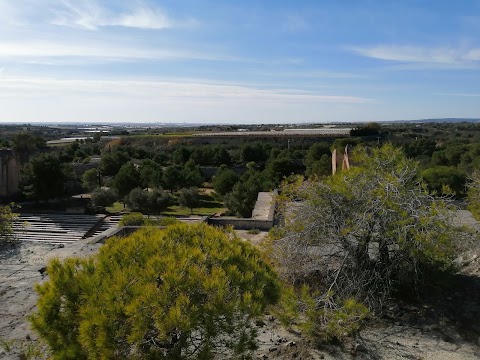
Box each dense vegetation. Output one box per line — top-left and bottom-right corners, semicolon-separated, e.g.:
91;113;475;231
3;121;480;217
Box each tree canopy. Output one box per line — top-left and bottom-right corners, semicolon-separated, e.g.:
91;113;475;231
91;188;118;209
212;166;239;196
114;162;141;197
178;187;200;213
125;188;173;213
82;168;100;192
30;223;280;360
20;153;69;201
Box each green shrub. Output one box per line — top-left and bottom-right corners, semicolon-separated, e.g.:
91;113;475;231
275;286;369;341
118;212;145;226
0;204;18;242
30;223;281;359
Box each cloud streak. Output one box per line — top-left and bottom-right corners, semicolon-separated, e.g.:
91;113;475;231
50;0;177;30
435;92;480;97
0;76;372;104
349;45;480;68
0;0;194;31
0;40;235;63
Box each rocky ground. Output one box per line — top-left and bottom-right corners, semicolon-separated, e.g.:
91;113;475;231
1;213;480;359
0;239;102;359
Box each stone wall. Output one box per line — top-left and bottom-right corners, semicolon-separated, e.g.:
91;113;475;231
0;149;21;198
207;190;277;230
207;217;275;231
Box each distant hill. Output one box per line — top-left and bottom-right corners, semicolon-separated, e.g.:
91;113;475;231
390;118;480;124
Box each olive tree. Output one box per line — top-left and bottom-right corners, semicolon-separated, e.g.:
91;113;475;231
91;188;118;209
178;187;200;214
272;145;469;312
125;188;174;213
30;223;280;360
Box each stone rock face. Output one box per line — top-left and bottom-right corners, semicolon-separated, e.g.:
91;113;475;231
0;148;20;198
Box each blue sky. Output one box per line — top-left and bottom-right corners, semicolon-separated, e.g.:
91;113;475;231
0;0;479;124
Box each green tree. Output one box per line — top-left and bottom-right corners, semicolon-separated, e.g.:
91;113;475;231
125;188;174;213
99;150;130;176
212;147;232;166
182;160;204;188
20;153;68;201
114;162;141;197
240;143;270;164
404;139;436;158
304;143;331;171
172;146;192;165
421;166;466;195
162;165;182;192
306;154;331;177
224;174;262;217
30;223;280;360
82;169;100;192
91;188;118;209
265;156;296;185
13;132;45;162
212;167;239;196
139;159;162;188
178;187;200;214
272;145;468;314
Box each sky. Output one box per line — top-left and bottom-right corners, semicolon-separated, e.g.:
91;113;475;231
0;0;479;124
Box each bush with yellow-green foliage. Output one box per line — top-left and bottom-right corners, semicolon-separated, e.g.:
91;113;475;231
30;223;280;360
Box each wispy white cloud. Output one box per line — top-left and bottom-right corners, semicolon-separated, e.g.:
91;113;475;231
0;0;194;31
50;0;178;30
435;92;480;97
0;76;373;123
258;70;365;79
0;40;236;63
349;45;480;68
0;76;372;104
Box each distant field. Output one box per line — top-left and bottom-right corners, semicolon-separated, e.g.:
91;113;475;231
129;133;194;139
192;129;352;137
